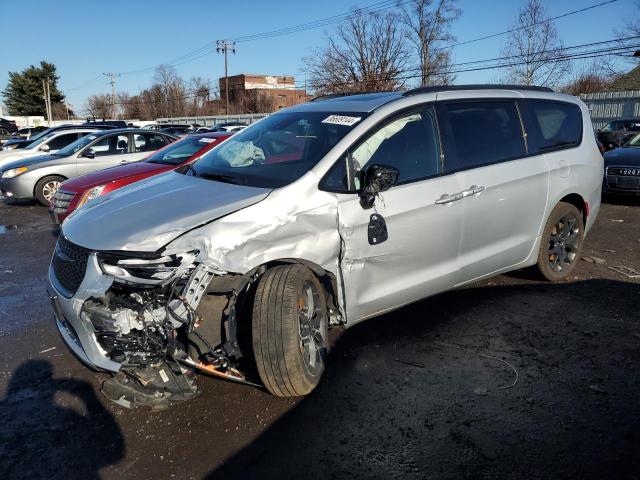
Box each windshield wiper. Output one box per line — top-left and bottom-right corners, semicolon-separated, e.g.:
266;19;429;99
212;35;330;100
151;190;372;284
193;170;247;185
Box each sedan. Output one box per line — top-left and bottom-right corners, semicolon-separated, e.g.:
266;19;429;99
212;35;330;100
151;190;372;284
0;129;176;205
603;132;640;195
50;132;231;223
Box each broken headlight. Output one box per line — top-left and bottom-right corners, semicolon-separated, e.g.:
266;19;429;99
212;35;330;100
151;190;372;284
98;251;197;285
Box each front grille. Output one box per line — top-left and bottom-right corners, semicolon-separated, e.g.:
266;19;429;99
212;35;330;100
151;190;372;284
52;236;90;297
607;166;640;177
51;190;75;214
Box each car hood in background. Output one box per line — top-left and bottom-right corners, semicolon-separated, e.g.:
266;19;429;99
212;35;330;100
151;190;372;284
62;171;271;252
604;147;640;167
61;161;173;192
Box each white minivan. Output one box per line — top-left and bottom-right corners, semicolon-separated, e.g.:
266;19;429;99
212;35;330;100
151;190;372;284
48;85;602;404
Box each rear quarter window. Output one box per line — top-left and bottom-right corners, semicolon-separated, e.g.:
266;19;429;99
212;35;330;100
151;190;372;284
525;100;583;153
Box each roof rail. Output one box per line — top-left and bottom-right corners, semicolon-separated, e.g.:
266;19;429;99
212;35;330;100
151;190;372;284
402;84;554;96
309;92;358;102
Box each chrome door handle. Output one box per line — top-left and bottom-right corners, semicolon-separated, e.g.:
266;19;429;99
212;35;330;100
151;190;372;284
461;185;486;197
435;192;463;205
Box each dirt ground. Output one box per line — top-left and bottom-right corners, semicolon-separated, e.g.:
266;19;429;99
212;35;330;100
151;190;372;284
0;197;638;480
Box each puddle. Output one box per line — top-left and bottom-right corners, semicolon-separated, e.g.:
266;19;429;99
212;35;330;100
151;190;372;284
0;225;18;234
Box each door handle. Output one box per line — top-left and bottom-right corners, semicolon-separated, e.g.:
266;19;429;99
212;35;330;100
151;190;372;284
435;192;463;205
461;185;486;197
119;160;128;164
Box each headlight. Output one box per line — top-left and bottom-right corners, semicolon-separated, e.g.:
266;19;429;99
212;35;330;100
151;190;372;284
4;144;18;150
98;251;198;285
1;167;28;179
76;184;107;209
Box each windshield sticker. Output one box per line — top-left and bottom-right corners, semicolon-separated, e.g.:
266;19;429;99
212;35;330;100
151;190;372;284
322;115;362;127
199;138;216;143
87;135;97;140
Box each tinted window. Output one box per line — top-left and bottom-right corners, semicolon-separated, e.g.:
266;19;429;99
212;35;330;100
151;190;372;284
442;101;526;170
528;100;582;152
134;133;168;152
47;133;80;150
90;134;129;157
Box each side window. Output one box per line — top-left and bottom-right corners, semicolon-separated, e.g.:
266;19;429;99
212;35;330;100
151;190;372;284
90;134;129;157
134;133;168;152
47;133;80;150
442;101;526;171
527;100;582;153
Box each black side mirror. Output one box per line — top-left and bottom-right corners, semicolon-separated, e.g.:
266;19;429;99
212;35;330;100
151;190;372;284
359;164;399;209
81;148;95;159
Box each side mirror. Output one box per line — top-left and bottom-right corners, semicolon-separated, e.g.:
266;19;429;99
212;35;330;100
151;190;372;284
359;164;399;209
38;144;50;152
81;148;95;159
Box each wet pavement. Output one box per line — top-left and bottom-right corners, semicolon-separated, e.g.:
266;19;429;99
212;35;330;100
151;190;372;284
0;197;638;480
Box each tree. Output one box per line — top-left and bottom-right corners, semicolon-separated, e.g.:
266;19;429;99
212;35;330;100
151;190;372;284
501;0;570;87
400;0;461;86
561;62;612;96
304;9;408;94
85;94;112;119
2;61;65;117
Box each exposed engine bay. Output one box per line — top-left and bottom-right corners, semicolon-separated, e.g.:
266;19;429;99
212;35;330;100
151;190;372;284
83;252;263;409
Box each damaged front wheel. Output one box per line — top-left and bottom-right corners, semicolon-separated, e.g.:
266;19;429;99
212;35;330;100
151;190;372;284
252;265;328;397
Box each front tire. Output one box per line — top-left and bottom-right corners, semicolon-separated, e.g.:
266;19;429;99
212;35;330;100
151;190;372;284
35;175;64;206
536;202;584;281
252;265;328;397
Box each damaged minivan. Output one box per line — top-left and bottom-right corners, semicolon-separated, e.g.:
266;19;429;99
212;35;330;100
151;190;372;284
48;85;602;404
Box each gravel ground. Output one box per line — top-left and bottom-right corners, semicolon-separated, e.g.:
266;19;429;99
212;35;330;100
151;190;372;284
0;196;638;480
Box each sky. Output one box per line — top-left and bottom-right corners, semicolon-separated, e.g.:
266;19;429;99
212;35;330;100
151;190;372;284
0;0;637;114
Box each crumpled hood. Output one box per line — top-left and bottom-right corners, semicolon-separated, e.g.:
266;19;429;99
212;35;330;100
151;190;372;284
604;147;640;167
62;171;271;251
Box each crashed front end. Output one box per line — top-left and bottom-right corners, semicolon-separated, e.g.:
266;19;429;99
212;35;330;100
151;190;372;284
48;234;255;408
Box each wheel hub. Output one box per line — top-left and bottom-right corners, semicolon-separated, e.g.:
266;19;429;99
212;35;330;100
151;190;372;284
298;281;326;376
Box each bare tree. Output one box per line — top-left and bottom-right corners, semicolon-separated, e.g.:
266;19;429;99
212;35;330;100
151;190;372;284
153;64;187;117
614;0;640;66
561;62;613;95
501;0;570;87
400;0;461;86
85;94;111;119
304;9;408;94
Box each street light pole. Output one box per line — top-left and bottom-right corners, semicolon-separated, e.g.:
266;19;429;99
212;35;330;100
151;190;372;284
216;40;236;115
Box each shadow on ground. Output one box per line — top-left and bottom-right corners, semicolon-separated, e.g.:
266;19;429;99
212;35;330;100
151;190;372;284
209;279;640;480
0;360;125;480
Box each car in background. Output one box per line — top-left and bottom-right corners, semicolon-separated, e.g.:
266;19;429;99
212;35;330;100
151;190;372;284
0;129;176;205
159;125;194;136
596;117;640;151
603;132;640;195
0;117;18;137
207;122;247;133
0;128;100;169
50;132;232;223
1;123;119;151
11;125;48;139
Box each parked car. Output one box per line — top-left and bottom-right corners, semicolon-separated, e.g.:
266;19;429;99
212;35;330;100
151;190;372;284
603;131;640;195
50;132;231;224
47;85;601;403
159;126;194;136
1;123;119;151
11;125;49;139
0;117;18;137
0;128;100;169
596;117;640;151
0;129;175;205
207;122;247;133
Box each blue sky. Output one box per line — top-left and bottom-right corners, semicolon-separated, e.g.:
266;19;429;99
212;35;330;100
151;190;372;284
0;0;636;113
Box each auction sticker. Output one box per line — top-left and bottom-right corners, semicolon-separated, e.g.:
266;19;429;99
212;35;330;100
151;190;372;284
322;115;362;126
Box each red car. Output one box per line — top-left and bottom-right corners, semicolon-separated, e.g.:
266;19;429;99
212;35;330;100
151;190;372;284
50;132;231;224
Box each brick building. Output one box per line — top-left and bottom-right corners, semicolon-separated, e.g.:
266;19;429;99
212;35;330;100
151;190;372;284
219;74;309;112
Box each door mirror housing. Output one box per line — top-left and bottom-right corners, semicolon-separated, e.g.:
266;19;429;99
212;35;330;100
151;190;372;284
38;144;50;152
359;164;399;209
81;148;95;159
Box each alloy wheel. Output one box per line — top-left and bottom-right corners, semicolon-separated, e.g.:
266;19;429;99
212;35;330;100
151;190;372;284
298;280;326;377
548;214;580;273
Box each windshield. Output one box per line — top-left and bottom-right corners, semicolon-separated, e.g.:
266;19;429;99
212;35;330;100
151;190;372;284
146;136;217;165
27;132;56;149
53;133;99;157
24;127;53;143
625;133;640;146
188;111;366;188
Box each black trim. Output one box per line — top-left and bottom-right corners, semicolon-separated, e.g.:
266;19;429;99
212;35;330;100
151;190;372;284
403;84;553;96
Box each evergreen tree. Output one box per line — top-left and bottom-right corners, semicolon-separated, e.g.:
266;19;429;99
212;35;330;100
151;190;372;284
2;61;65;116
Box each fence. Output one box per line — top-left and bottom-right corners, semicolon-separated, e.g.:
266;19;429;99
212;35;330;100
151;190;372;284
579;90;640;129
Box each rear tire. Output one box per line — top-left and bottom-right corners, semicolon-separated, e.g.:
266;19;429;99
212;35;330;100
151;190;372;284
35;175;64;206
536;202;584;281
252;265;328;397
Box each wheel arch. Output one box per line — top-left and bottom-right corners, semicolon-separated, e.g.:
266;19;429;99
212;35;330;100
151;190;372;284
33;173;68;198
558;192;588;227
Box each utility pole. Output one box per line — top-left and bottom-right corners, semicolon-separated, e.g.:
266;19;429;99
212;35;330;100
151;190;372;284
216;40;236;115
103;72;120;119
42;79;52;126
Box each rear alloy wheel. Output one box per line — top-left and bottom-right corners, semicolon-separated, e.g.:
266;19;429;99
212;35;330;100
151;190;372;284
537;202;584;281
252;264;328;397
35;175;64;206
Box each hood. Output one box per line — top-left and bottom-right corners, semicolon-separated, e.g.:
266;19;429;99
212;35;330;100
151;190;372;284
61;161;172;193
604;147;640;167
0;153;58;171
62;171;271;252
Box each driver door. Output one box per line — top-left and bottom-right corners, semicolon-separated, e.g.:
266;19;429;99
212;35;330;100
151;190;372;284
334;106;463;324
